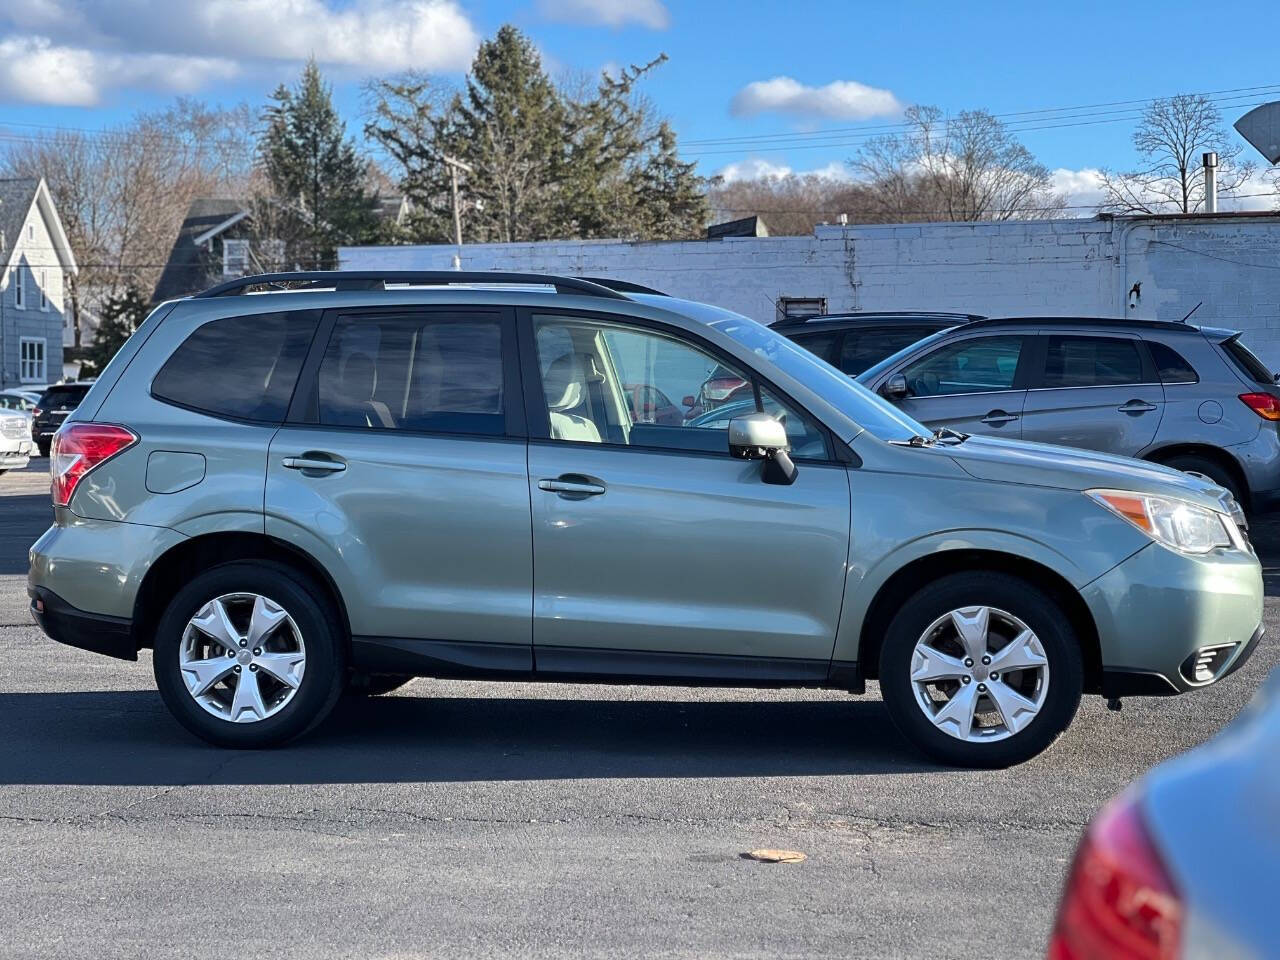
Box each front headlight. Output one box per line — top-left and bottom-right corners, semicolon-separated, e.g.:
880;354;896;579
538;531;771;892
1087;489;1237;555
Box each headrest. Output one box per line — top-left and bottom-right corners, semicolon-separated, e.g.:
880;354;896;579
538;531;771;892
544;353;587;411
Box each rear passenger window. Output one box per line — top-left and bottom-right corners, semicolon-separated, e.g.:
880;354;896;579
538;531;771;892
1147;341;1198;384
152;311;318;422
317;314;505;435
1043;336;1144;388
840;327;937;376
786;332;839;365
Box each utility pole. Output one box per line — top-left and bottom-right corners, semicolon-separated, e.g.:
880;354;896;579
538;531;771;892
441;155;475;271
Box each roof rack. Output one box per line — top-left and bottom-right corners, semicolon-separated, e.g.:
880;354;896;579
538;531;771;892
193;271;632;301
773;310;985;326
967;316;1197;332
573;276;668;296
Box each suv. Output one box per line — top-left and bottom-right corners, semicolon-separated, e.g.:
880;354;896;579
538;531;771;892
32;382;92;458
775;312;983;377
858;317;1280;511
29;272;1263;766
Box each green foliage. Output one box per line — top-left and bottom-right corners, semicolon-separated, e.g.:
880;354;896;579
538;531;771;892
367;25;708;245
260;59;378;267
84;285;149;375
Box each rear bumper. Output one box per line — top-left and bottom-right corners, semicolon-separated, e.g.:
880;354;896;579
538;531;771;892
29;585;136;660
1084;542;1264;696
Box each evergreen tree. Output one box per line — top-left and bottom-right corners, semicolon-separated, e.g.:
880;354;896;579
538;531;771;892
84;285;148;375
634;121;710;239
260;59;376;267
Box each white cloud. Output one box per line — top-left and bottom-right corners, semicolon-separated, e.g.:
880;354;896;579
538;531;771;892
536;0;670;29
1049;167;1106;211
731;76;900;121
0;0;481;103
715;157;855;183
0;35;237;106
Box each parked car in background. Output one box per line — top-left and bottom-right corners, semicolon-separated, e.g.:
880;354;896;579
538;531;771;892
1048;665;1278;959
32;382;93;457
29;272;1262;765
0;389;40;413
858;317;1280;510
0;407;33;474
775;311;983;376
622;383;684;426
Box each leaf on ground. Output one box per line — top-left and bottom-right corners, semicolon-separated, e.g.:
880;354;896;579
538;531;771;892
744;849;806;863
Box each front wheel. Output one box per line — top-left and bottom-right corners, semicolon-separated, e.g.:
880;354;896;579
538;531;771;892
878;572;1083;768
152;562;347;748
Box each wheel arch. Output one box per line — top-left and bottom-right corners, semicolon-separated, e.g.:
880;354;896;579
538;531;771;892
855;549;1103;694
132;531;351;651
1142;442;1248;500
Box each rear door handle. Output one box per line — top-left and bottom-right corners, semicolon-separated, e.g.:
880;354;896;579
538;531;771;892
282;456;347;473
981;411;1019;425
1118;400;1158;414
538;476;606;498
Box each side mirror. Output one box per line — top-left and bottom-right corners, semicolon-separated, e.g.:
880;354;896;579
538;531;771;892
880;373;910;400
728;413;797;485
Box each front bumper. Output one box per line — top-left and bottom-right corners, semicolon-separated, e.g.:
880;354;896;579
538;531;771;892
0;439;32;468
1084;541;1264;696
29;585;136;660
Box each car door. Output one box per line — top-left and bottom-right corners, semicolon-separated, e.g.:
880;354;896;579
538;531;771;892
521;309;851;682
264;306;534;675
1020;333;1164;456
892;334;1031;437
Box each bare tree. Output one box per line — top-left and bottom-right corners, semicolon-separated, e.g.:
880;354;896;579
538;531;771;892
851;105;1065;221
1;100;253;343
707;173;879;235
1098;94;1254;214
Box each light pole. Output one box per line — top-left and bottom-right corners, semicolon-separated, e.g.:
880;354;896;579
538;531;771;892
441;154;475;271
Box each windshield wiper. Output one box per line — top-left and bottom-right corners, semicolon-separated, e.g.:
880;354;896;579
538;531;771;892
933;426;969;444
890;434;937;447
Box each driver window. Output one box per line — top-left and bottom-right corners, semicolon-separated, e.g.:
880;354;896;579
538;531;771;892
532;315;827;458
900;335;1024;398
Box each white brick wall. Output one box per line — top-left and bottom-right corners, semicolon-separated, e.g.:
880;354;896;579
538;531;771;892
341;212;1280;365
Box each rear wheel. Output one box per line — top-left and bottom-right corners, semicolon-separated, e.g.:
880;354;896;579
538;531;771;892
348;673;415;697
1159;453;1242;505
878;572;1083;768
37;439;50;458
152;562;346;748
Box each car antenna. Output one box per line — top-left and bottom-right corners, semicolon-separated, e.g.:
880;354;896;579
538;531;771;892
1181;301;1203;323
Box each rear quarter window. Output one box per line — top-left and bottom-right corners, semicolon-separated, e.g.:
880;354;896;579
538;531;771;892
1221;337;1274;385
151;311;319;422
1146;341;1198;384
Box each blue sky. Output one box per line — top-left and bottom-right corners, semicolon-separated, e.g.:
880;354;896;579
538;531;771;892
1;0;1278;208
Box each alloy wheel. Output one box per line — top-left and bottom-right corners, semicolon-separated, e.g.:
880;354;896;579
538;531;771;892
909;605;1050;743
178;593;306;723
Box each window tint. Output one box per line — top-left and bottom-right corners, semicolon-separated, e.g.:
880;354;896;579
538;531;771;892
1147;341;1198;384
1222;337;1274;385
533;315;828;459
900;336;1024;397
840;326;938;376
317;314;504;434
152;312;317;422
1042;336;1144;388
786;331;839;364
39;385;90;408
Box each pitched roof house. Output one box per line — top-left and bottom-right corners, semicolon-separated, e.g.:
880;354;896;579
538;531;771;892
0;178;78;387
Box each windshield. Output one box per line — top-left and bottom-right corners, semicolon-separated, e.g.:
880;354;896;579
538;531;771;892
641;296;929;442
856;327;953;386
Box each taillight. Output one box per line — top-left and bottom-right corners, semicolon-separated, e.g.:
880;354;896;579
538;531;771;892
1047;792;1181;960
50;423;138;507
1239;392;1280;420
31;407;42;418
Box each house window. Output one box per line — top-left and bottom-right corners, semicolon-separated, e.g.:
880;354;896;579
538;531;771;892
39;269;48;310
777;296;827;323
20;338;45;383
14;268;24;310
223;238;250;277
27;224;34;241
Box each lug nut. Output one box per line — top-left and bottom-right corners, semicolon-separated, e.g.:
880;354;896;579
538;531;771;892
239;639;247;648
990;672;999;681
227;650;235;658
253;648;261;656
981;655;991;665
963;658;974;668
961;676;971;684
249;664;258;672
977;682;987;692
233;665;241;674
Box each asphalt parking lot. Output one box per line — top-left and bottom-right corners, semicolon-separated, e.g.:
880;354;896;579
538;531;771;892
1;459;1277;960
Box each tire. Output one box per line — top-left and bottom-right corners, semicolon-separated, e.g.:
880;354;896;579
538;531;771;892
152;561;347;748
878;571;1083;768
348;673;415;697
37;439;50;458
1160;454;1242;505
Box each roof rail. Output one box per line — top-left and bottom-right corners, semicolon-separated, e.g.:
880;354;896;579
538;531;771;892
967;316;1197;332
573;276;668;296
774;310;985;325
193;270;633;300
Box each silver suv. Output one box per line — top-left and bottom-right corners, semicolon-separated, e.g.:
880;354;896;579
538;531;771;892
28;272;1264;766
857;317;1280;511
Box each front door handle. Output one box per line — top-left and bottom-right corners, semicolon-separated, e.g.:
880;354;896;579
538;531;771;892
1118;400;1158;414
282;456;347;474
538;475;606;499
981;411;1019;425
